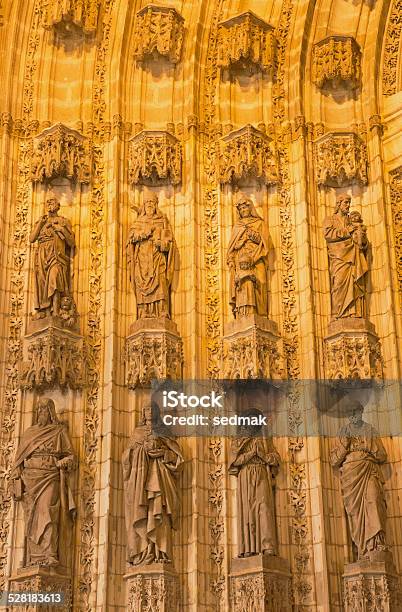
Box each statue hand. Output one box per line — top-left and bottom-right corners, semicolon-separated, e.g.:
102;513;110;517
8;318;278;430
57;456;74;471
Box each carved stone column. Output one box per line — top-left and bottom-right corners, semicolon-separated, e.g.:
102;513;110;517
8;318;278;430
20;318;85;391
230;555;292;612
9;566;72;611
124;563;180;612
324;319;383;380
343;553;401;612
125;318;183;389
222;315;283;379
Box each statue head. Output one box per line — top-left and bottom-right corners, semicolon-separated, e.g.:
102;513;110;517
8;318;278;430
60;296;73;311
143;194;158;218
35;398;58;427
140;402;154;426
239;407;264;437
348;400;364;426
349;210;363;225
46;198;61;215
335;194;351;215
235;197;259;220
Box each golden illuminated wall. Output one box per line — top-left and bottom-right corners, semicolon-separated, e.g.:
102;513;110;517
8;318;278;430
0;1;401;610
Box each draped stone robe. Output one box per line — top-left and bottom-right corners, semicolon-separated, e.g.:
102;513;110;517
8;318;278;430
330;421;387;558
229;437;280;557
122;424;183;565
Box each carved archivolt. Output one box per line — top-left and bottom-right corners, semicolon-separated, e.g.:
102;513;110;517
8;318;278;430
39;0;101;36
312;36;361;90
128;130;182;186
383;0;402;96
217;11;276;74
219;125;278;186
314;131;368;187
133;4;184;64
31;123;91;184
390;167;402;299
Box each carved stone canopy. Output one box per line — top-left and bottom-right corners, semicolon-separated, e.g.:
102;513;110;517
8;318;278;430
31;123;91;184
314;131;368;187
312;36;361;90
133;4;184;64
128;129;182;186
217;11;276;74
219;124;278;186
40;0;101;37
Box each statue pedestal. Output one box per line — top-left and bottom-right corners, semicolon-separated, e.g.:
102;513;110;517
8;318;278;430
343;552;401;611
20;317;84;391
230;554;292;611
9;565;72;611
222;315;283;378
125;318;183;389
324;318;383;380
124;563;180;611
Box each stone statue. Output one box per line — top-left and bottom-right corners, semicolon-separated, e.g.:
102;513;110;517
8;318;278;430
10;398;77;567
323;194;369;319
330;401;388;560
30;197;76;322
122;403;183;565
229;410;280;557
127;194;176;319
227;197;270;319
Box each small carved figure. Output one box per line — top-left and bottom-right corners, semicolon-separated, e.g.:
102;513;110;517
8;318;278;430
10;398;77;567
58;296;78;329
122;404;183;565
227;197;270;318
323;195;368;319
330;402;388;560
229;410;280;557
127;195;176;319
30;198;76;319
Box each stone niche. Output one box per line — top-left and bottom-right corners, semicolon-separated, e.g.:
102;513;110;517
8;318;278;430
20;318;85;392
219;124;278;187
133;4;184;64
314;131;368;187
222;315;284;379
9;565;72;612
343;552;401;612
217;11;276;75
128;130;182;186
125;319;183;389
230;555;292;612
324;319;383;381
312;35;361;90
124;563;180;612
31;123;91;185
39;0;101;37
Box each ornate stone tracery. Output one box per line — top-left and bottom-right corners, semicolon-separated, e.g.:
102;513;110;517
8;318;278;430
219;125;278;186
31;123;91;184
314;131;368;187
128;130;182;186
133;4;184;64
217;11;276;74
39;0;101;36
390;167;402;300
382;0;402;96
312;36;361;90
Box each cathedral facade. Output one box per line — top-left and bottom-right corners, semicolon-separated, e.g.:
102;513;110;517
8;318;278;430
0;1;401;610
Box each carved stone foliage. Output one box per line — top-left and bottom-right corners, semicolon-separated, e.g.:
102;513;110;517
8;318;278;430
20;325;85;391
389;167;402;299
324;320;383;380
31;123;91;184
314;131;368;187
312;36;361;90
383;0;402;96
125;565;180;612
230;556;292;612
39;0;101;36
125;321;183;389
219;125;278;186
217;11;276;74
133;4;184;64
128;130;182;186
343;559;401;612
222;316;283;379
9;567;72;612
